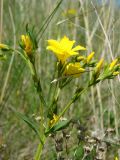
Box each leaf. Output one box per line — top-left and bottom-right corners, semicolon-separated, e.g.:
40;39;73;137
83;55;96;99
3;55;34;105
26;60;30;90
53;119;71;131
10;107;43;144
0;53;7;60
74;145;84;160
16;50;35;76
45;119;71;135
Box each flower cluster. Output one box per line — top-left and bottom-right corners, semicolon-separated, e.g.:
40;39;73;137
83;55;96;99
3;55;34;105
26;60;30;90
47;36;120;84
47;36;87;77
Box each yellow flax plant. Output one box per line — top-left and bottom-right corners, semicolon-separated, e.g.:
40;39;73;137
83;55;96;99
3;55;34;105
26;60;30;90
46;39;106;132
0;26;47;159
46;48;120;135
46;36;87;122
21;27;46;114
19;27;48;160
46;36;89;134
2;28;120;160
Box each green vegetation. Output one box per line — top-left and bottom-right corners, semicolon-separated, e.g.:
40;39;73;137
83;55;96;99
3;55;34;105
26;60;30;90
0;0;120;159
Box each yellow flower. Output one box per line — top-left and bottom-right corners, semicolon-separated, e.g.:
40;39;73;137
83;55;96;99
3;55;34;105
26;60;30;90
47;36;86;63
87;52;95;63
49;114;59;127
21;35;33;55
67;9;76;15
62;9;76;16
95;58;104;72
115;157;119;160
113;71;119;76
0;43;9;50
109;59;118;70
64;62;85;77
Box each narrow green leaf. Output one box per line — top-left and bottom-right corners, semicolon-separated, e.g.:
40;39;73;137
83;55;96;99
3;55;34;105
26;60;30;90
37;0;63;40
53;120;71;132
45;119;71;135
74;145;84;160
10;107;43;144
15;50;35;76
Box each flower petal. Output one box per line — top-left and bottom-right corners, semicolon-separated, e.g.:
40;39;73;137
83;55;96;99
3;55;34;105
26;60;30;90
72;45;86;52
60;36;75;50
47;39;60;47
47;36;86;63
64;62;85;77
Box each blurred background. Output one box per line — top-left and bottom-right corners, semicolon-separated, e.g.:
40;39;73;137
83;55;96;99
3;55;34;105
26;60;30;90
0;0;120;159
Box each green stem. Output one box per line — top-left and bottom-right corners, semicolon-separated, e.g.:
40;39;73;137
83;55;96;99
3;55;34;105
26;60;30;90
49;87;88;129
33;63;45;160
14;49;47;159
59;87;88;119
34;136;46;160
14;49;35;76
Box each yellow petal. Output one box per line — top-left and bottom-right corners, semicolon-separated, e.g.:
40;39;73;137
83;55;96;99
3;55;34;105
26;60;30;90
46;46;61;54
115;157;118;160
64;62;85;77
21;35;33;55
87;52;95;63
47;36;86;63
49;114;59;127
72;45;86;52
0;43;9;50
113;71;119;76
21;35;26;43
47;40;60;48
67;9;76;15
60;36;75;50
96;58;104;72
109;59;118;70
69;50;79;56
